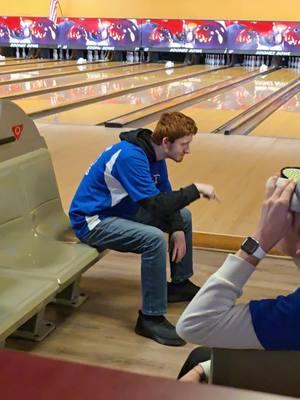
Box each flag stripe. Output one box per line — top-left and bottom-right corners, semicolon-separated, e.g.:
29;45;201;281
49;0;58;23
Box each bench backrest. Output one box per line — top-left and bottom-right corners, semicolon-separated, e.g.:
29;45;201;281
0;99;46;162
0;100;73;254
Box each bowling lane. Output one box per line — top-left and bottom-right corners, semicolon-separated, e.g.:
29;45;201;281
0;59;80;74
17;64;225;116
35;67;250;124
0;61;128;84
143;68;299;133
250;90;300;138
0;58;56;67
0;63;190;98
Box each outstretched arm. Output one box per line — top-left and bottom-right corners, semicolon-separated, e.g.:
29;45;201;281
176;177;296;349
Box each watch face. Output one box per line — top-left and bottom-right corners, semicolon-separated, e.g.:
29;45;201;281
241;237;259;254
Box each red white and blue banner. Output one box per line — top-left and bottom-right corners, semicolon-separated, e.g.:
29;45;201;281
0;16;300;54
0;16;57;48
141;19;300;54
56;17;142;50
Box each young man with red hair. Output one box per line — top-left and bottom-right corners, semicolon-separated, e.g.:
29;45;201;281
70;111;218;346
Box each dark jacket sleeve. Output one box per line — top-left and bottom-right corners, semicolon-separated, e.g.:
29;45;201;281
138;184;200;233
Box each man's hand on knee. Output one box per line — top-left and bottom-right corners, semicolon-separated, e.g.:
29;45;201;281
170;231;186;263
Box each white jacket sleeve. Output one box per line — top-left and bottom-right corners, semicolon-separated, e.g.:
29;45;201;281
176;254;263;349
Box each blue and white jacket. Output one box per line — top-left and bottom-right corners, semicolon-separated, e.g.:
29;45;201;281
69;128;199;239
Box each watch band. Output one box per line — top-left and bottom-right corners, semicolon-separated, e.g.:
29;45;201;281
252;246;266;260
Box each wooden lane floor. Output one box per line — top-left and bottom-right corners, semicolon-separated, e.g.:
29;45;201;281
166;133;300;236
142;68;300;132
250;90;300;138
0;63;192;98
16;64;221;117
0;58;64;67
35;67;249;124
0;59;83;74
0;61;131;85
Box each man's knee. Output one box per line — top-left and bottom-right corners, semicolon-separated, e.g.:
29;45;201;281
146;227;166;250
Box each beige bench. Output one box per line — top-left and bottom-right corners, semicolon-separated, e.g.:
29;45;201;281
0;270;57;345
0;149;102;304
210;348;300;397
0;99;104;343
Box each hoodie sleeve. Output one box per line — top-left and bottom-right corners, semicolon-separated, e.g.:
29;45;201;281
139;184;200;232
114;144;200;233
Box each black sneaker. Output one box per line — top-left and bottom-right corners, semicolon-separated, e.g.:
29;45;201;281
135;311;186;346
167;279;200;303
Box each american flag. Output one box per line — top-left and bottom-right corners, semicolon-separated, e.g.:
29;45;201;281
49;0;58;24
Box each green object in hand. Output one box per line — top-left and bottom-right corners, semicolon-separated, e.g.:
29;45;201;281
281;167;300;180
